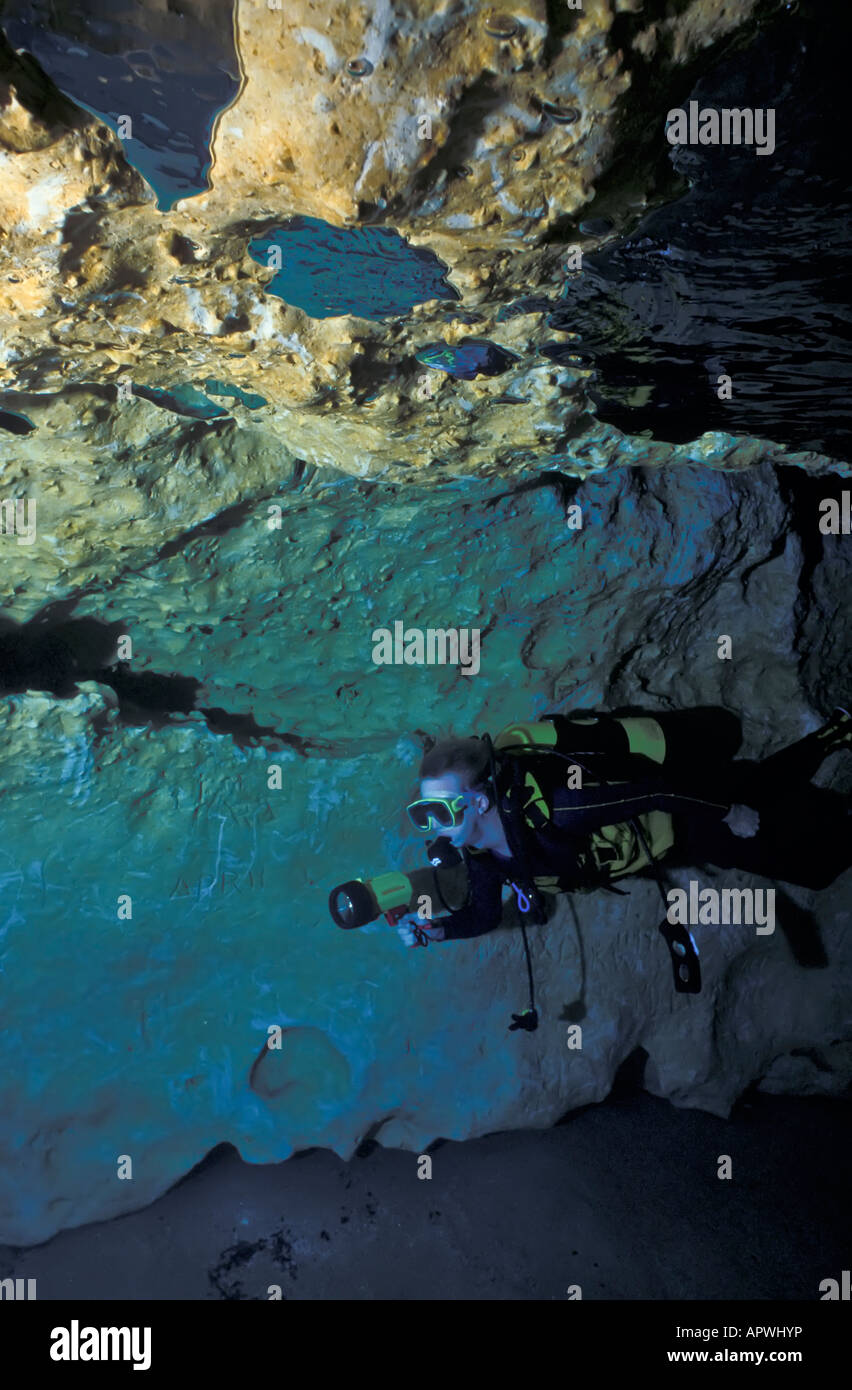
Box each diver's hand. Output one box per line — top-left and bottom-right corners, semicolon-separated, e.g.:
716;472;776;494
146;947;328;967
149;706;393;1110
723;804;760;838
395;913;446;946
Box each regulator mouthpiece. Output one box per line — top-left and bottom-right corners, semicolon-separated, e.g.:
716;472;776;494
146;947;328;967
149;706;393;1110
426;836;462;868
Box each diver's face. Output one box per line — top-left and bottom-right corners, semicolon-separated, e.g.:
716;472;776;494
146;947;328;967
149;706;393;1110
420;772;489;849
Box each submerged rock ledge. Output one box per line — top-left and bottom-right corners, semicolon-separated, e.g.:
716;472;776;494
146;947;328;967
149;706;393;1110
1;462;850;1245
1;0;772;489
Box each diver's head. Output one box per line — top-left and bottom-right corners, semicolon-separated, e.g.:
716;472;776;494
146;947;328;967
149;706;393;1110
408;737;498;849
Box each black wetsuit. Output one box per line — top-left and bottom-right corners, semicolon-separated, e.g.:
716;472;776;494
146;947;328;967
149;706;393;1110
439;718;852;941
440;767;732;940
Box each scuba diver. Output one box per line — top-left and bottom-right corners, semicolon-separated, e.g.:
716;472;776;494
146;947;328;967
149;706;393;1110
329;707;851;1022
330;706;851;957
330;706;852;1018
390;709;852;948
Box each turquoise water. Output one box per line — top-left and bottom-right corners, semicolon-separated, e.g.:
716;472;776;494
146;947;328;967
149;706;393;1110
127;382;266;419
204;381;267;411
131;383;229;420
248;219;459;320
1;0;240;210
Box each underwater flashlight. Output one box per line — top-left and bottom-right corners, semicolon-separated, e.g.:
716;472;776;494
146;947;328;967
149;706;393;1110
329;871;415;930
326;884;364;928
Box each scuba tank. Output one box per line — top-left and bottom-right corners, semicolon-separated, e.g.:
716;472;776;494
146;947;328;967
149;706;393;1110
492;716;701;994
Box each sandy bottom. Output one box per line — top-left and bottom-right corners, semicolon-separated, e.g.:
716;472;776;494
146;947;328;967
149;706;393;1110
2;1087;849;1300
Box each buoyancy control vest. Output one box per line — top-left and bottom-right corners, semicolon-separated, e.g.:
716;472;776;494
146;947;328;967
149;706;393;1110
483;712;707;1017
489;714;677;897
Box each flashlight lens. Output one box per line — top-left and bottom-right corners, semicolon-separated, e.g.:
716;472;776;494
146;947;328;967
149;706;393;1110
333;890;355;927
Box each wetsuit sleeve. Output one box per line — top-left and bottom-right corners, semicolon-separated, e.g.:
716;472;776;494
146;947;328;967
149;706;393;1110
438;852;505;941
550;777;732;834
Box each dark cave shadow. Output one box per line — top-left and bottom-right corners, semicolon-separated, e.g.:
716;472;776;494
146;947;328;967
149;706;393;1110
771;888;829;969
1;383;115;410
167;1142;238;1195
0;614;127;697
608;1045;650;1099
0;612;315;752
552;1047;650;1129
354;1116;398;1159
647;856;833;971
485;467;586;515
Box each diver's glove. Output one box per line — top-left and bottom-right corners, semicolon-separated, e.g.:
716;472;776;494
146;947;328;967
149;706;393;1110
723;804;760;838
395;913;446;947
509;1008;539;1032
